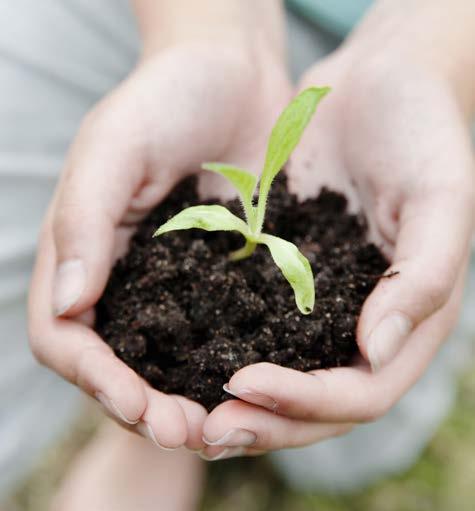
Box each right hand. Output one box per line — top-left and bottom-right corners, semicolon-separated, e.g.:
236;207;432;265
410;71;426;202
28;40;291;450
200;39;475;460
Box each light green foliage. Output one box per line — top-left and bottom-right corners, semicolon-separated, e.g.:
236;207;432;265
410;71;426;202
154;87;330;314
259;234;315;314
201;163;258;223
154;205;249;237
255;86;330;232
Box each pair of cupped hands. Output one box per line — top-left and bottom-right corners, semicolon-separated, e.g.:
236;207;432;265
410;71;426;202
29;40;474;460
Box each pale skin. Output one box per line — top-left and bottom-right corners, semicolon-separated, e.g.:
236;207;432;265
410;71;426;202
26;0;475;507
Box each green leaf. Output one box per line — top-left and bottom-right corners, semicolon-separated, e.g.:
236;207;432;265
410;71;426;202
202;162;258;223
153;205;249;238
255;86;330;233
258;234;315;314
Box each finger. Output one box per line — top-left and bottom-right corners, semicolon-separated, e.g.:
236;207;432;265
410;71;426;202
50;99;185;318
223;267;465;424
31;221;199;446
172;395;208;451
51;115;140;317
358;187;473;370
133;387;188;450
29;222;147;424
226;362;377;423
200;400;352;460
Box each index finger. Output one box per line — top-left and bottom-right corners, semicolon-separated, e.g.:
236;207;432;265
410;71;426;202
358;186;473;370
224;270;464;423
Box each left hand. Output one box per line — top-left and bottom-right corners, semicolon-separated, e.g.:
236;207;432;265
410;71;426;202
28;40;291;452
200;48;475;460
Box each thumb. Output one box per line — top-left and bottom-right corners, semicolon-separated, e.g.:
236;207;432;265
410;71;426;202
357;187;473;371
51;115;182;317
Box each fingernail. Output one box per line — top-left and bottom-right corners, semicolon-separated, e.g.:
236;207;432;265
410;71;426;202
95;392;139;425
53;259;86;316
203;428;257;448
366;313;412;371
135;421;177;451
199;446;246;461
223;383;277;412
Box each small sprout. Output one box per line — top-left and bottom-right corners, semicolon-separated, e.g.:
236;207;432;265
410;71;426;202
154;87;330;314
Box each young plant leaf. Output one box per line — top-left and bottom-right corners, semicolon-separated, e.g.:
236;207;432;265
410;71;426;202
258;234;315;314
153;86;330;315
153;205;249;238
202;162;257;223
255;86;330;233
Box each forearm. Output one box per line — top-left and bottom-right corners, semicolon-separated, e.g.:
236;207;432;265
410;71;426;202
344;0;475;116
131;0;285;61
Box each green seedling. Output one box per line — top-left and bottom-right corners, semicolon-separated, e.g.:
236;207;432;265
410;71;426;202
154;87;330;314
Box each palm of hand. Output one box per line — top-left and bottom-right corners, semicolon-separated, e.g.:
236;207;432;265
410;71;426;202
291;56;473;343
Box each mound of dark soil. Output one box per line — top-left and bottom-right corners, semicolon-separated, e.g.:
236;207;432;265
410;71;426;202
97;175;388;411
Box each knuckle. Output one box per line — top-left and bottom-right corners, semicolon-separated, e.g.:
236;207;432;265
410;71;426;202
79;103;114;138
52;198;101;252
75;343;113;389
52;199;83;239
79;96;134;145
28;329;48;366
257;427;274;449
358;395;392;423
422;273;453;312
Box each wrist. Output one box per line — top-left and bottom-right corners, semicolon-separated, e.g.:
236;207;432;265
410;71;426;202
132;0;285;62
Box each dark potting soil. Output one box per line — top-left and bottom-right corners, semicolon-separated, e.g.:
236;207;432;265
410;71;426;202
96;175;389;411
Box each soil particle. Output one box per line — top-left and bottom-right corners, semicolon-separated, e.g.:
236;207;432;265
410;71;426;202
97;174;388;411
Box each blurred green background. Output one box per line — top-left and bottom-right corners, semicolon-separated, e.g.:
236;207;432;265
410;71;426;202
7;362;475;511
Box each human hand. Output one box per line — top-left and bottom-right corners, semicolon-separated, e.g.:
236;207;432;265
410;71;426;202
201;44;475;459
28;24;291;450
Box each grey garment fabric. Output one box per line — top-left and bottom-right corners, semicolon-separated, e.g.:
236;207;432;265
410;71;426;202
0;1;473;498
0;0;139;498
286;8;339;80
